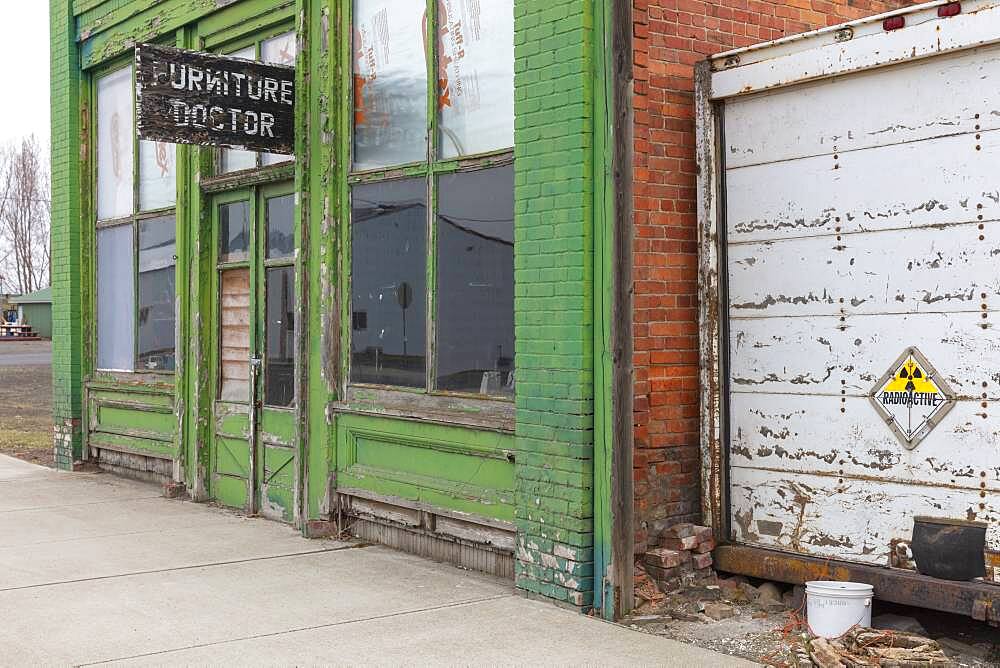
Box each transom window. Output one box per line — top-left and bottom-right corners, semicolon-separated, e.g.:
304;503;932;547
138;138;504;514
349;0;515;399
95;63;177;372
219;30;297;174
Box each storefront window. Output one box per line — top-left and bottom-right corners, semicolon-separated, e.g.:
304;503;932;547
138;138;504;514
95;63;177;373
96;67;133;220
137;215;177;371
138;140;176;211
96;225;135;371
349;1;514;399
350;179;427;387
435;166;514;397
352;0;428;171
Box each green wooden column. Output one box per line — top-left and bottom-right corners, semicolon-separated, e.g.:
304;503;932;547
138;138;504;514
300;0;339;527
50;0;86;469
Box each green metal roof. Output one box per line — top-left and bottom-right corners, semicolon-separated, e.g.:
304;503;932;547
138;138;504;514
10;287;52;305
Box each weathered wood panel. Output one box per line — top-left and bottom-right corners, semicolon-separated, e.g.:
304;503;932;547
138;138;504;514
728;223;1000;318
730;393;1000;489
725;131;999;244
729;467;999;565
219;268;250;402
724;44;1000;169
730;312;1000;397
720;43;1000;571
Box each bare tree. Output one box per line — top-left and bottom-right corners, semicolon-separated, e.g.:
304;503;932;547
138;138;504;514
0;135;50;294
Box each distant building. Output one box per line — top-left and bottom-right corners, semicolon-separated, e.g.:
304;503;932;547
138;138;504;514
10;287;52;339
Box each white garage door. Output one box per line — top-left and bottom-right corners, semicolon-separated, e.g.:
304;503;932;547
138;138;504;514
722;44;1000;565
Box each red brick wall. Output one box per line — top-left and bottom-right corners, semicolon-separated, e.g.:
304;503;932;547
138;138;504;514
631;0;914;553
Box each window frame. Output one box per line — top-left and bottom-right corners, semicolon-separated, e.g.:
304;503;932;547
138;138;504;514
341;0;516;405
91;53;179;375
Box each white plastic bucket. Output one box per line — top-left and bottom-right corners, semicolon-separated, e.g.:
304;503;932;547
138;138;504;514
805;581;874;638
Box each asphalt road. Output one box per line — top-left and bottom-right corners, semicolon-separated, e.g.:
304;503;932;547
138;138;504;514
0;340;51;366
0;454;753;667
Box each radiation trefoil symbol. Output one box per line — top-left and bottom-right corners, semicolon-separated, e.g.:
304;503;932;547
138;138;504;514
869;347;955;450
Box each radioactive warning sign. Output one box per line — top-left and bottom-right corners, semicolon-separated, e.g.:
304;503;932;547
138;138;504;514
869;347;954;449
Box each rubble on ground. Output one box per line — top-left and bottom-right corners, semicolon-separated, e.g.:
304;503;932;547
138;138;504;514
626;522;997;666
810;628;951;667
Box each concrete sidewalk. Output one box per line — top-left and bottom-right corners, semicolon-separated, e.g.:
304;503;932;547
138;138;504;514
0;455;752;667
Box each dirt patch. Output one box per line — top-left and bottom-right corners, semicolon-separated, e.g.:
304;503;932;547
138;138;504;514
0;359;53;467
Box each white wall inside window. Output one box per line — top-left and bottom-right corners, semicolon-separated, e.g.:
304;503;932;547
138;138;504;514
97;66;134;220
139;140;176;211
352;0;429;170
439;0;515;158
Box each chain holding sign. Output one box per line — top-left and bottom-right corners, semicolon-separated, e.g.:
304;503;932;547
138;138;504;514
869;347;955;449
135;44;295;154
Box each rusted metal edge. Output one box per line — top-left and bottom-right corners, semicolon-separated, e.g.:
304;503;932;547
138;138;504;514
715;544;1000;624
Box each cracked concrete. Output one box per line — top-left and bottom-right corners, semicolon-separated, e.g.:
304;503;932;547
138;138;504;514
0;454;752;666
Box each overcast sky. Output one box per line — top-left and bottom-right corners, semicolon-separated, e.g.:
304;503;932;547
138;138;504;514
0;6;50;149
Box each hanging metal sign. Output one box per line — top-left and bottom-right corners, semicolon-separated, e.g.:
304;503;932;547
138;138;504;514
135;44;295;154
869;347;955;449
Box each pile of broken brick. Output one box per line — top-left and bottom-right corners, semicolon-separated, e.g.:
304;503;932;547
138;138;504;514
641;523;717;592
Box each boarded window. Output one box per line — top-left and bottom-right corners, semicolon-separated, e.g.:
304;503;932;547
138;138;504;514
350;178;427;387
435;166;514;396
97;225;135;370
266;194;295;259
265;266;295;406
97;66;134;220
138;140;176;211
137;215;176;371
219;268;251;402
352;0;428;170
438;2;515;159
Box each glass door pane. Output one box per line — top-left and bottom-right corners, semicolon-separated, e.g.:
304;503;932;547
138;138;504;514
264;266;295;407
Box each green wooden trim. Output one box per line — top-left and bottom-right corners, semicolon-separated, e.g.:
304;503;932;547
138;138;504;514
199;4;295;50
336;413;515;523
592;0;615;619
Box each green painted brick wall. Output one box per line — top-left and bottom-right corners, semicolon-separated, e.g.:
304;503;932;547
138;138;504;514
513;0;598;609
50;0;84;469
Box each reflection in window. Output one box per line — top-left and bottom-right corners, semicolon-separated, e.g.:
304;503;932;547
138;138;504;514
438;1;515;158
265;266;295;407
220;201;250;263
436;167;514;397
97;66;134;220
138;216;176;371
266;195;295;259
350;178;426;387
352;0;428;170
138;140;176;211
97;225;135;370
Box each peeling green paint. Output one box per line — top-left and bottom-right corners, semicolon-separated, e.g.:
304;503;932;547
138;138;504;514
54;0;613;611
